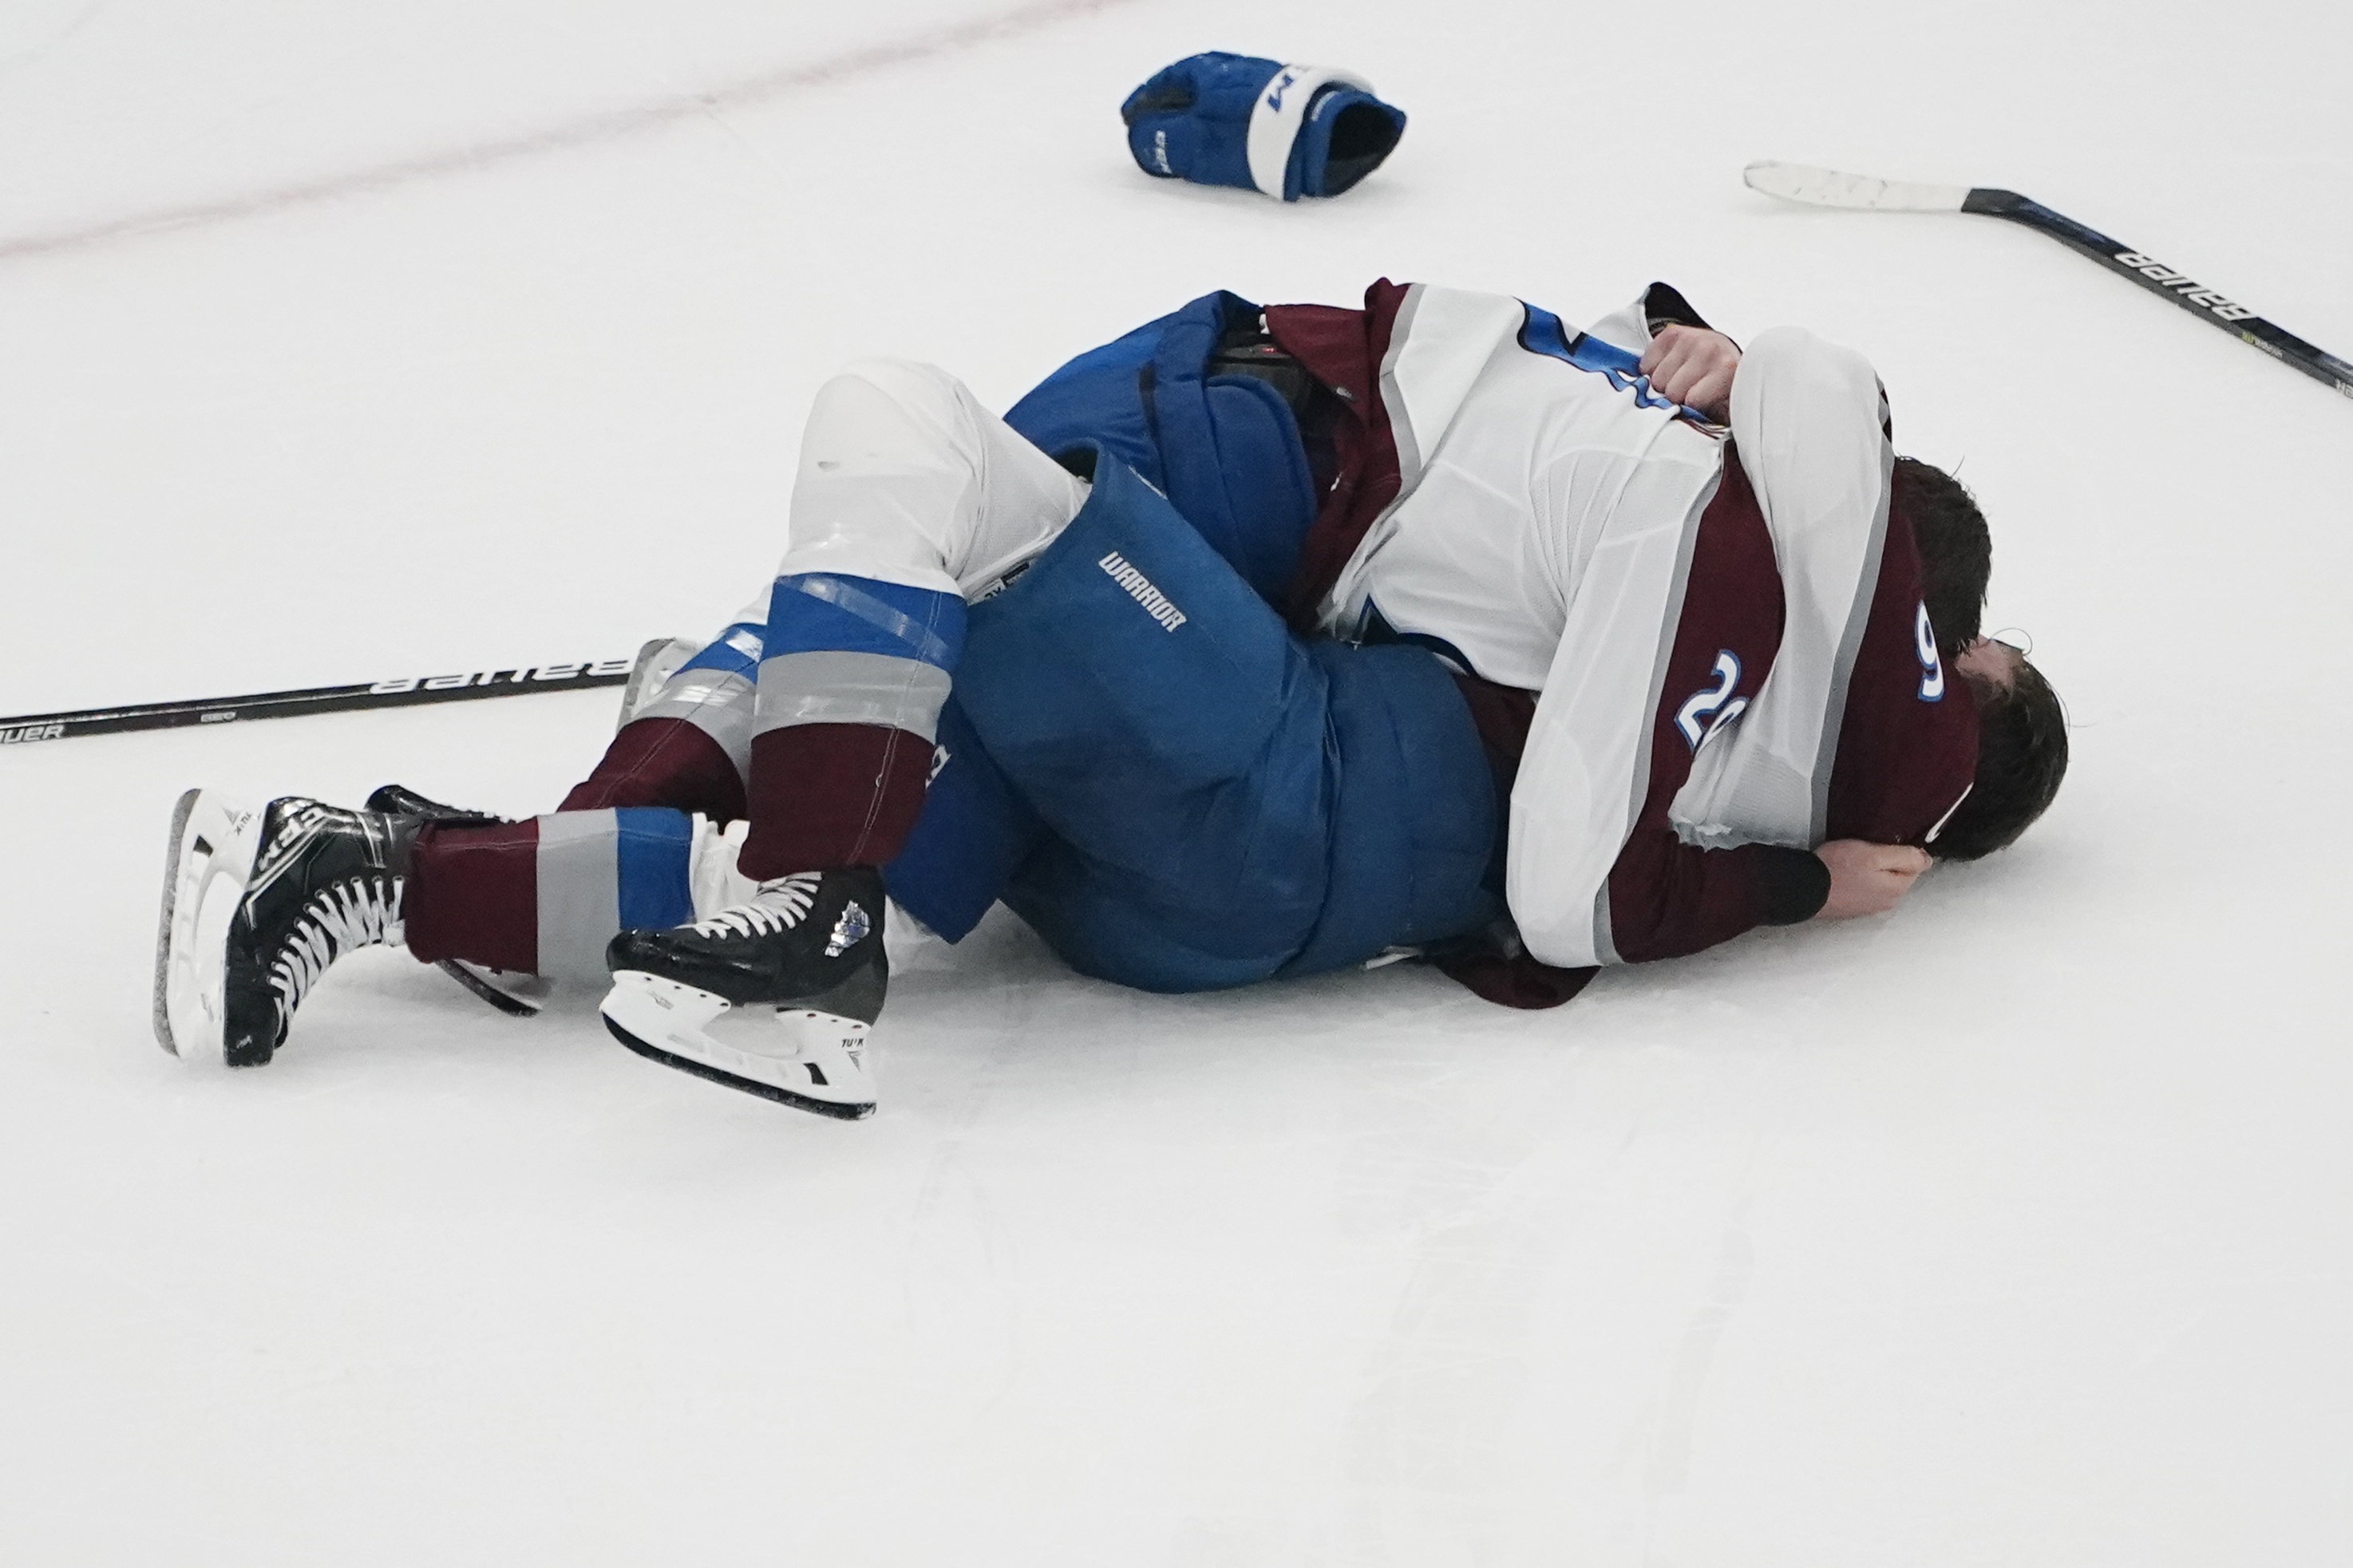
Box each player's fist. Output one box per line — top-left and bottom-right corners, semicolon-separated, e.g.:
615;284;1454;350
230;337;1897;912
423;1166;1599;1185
1639;326;1741;421
1812;840;1929;920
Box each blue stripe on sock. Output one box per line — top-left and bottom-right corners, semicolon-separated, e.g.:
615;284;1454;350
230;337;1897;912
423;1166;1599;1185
767;574;967;669
614;808;696;930
678;620;768;678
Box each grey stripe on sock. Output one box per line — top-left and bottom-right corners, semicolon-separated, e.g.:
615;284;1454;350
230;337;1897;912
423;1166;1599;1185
752;650;952;741
638;669;755;780
536;809;621;985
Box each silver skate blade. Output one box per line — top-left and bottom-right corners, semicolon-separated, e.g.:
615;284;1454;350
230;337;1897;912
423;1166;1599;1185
153;790;264;1066
599;970;876;1120
437;959;549;1017
152;788;200;1056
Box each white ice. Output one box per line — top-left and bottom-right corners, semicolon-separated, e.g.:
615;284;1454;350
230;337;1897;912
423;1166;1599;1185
3;1;2350;1562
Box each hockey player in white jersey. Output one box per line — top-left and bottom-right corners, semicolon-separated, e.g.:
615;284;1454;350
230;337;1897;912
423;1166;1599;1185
155;278;2066;1116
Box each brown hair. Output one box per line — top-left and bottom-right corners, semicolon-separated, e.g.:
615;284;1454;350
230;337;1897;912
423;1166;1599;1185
1893;456;1991;658
1932;656;2069;861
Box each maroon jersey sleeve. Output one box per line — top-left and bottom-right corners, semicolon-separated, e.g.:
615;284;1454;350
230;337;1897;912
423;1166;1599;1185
1606;463;1981;963
1602;446;1823;963
1823;511;1980;845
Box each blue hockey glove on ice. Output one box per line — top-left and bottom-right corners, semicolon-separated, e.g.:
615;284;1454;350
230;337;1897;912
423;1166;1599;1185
1121;52;1406;201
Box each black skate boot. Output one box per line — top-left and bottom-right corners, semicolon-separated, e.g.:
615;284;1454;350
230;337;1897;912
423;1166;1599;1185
363;783;503;827
600;867;888;1119
154;792;416;1067
363;784;550;1017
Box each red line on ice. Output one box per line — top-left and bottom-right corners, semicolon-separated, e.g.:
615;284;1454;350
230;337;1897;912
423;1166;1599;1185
0;0;1143;263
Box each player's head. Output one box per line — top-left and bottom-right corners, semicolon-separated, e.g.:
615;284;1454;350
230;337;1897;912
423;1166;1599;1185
1893;456;1991;658
1932;638;2068;861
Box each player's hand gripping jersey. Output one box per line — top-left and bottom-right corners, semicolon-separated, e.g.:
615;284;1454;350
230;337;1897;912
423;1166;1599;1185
1252;282;1979;970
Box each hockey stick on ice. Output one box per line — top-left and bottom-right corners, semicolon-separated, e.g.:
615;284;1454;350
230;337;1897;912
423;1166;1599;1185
1744;161;2353;400
0;657;635;747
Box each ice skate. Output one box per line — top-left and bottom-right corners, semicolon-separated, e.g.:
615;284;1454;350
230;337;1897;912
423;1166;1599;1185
153;791;414;1067
600;867;887;1119
364;783;552;1017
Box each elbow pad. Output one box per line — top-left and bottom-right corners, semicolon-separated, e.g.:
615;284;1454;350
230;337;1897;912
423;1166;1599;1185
1121;53;1406;201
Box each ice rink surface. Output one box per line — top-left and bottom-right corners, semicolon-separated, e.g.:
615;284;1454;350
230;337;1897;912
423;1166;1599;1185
3;1;2350;1561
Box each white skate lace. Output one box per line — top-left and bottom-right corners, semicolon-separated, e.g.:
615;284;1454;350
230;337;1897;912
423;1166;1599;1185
270;875;404;1014
692;872;822;940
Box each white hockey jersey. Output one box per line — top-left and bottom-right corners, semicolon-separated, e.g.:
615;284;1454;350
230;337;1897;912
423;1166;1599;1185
1305;285;1900;969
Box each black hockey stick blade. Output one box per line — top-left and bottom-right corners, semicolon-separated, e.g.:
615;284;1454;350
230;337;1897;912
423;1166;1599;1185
1744;161;2353;401
0;657;635;748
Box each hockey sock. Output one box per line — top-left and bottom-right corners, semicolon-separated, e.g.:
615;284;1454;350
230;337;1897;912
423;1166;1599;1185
560;614;767;820
560;718;747;821
405;808;697;981
738;571;965;879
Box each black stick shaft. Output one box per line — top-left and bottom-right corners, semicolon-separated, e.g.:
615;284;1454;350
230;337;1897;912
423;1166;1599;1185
1963;188;2353;398
0;657;635;747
